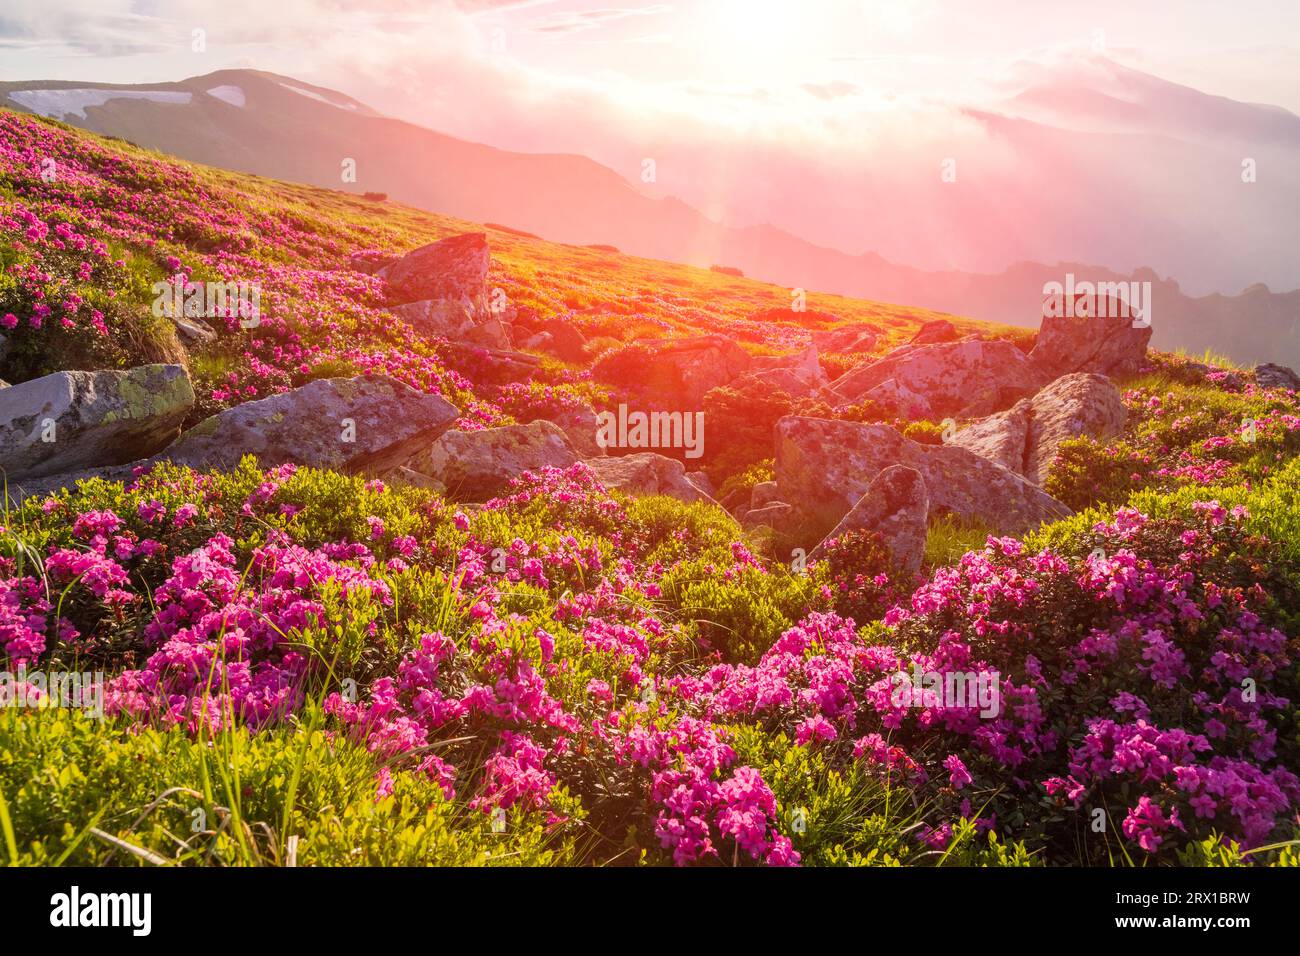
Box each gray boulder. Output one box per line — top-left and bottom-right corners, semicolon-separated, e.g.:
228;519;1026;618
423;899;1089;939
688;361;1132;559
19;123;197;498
1030;300;1152;379
541;404;604;458
826;339;1035;417
0;365;193;480
741;346;827;397
583;452;717;504
742;501;795;531
378;232;490;311
172;315;217;348
812;323;879;354
598;335;751;405
951;373;1126;486
774;416;1071;542
390;297;479;340
750;480;781;510
419;420;577;502
162;376;457;474
539;319;588;363
909;319;960;345
811;465;929;575
1254;363;1300;391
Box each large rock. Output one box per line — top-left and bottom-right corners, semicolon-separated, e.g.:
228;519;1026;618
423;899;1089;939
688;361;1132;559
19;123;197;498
583;453;717;504
171;315;217;349
742;501;795;531
597;335;751;405
544;404;604;458
811;465;929;574
162;376;457;474
419;420;577;502
861;377;933;418
774;416;1071;542
446;345;542;386
378;232;490;311
750;480;781;510
390;298;478;339
812;323;879;354
740;346;827;397
1030;298;1152;379
1255;363;1300;391
539;319;588;363
825;339;1035;417
0;365;193;480
909;319;960;345
348;250;396;275
951;373;1126;486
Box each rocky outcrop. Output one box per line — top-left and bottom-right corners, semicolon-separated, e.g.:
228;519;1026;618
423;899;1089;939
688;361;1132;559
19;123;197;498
909;319;959;346
825;339;1035;417
1030;301;1152;379
686;470;716;499
596;335;751;405
385;465;446;493
583;453;716;504
951;373;1126;486
812;323;879;354
1255;363;1300;391
810;465;928;574
378;232;514;348
390;298;480;341
378;232;490;309
774;416;1071;541
740;346;827;397
0;365;193;480
171;315;217;349
861;378;933;418
538;319;588;363
742;501;794;531
163;376;457;474
348;250;396;275
447;346;542;386
750;480;781;510
540;404;603;458
417;420;577;502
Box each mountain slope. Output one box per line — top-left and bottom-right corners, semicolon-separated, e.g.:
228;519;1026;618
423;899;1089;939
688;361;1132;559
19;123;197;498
3;68;1297;367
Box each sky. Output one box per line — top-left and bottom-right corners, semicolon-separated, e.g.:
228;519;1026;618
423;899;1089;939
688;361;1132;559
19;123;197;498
2;1;1297;289
3;1;1299;123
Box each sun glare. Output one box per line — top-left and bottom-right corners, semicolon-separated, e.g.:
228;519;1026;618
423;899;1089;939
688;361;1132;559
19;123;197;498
693;0;815;80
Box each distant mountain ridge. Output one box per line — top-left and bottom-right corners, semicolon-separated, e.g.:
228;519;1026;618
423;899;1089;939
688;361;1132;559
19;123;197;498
4;68;1296;367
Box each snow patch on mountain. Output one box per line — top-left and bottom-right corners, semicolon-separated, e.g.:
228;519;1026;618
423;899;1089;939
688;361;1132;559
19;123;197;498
8;89;192;120
279;83;357;111
205;85;246;108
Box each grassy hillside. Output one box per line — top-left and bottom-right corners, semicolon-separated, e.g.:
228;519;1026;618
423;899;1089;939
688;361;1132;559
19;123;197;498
2;107;1298;868
0;106;998;413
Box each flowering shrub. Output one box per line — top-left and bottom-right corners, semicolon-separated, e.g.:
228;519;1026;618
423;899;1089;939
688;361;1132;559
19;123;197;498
1047;371;1300;510
2;449;1296;867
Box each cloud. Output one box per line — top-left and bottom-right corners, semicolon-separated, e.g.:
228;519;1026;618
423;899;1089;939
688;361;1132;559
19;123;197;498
455;0;558;11
531;4;671;35
801;80;861;101
0;0;177;56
